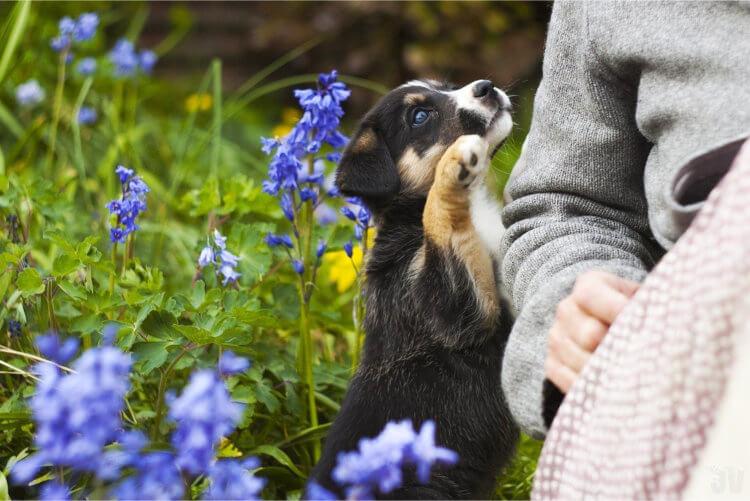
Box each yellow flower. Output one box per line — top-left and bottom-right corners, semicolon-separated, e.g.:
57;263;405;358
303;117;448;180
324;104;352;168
324;247;362;293
185;93;212;112
272;124;293;138
323;232;375;293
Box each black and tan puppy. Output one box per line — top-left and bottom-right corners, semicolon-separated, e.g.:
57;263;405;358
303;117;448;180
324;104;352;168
310;80;518;499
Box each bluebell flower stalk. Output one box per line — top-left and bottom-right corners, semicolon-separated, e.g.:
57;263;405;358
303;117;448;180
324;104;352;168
261;70;350;460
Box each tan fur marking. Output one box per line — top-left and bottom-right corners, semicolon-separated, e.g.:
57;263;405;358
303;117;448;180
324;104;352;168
398;144;447;194
353;128;377;153
422;137;499;318
403;93;427;105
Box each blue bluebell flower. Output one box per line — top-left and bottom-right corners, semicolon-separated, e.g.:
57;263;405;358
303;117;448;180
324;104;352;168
198;245;215;266
77;106;97;125
12;339;132;485
407;420;458;483
218;351;250;375
40;481;71;501
315;203;338;226
50;34;70;52
305;481;338;501
106;165;149;243
219;249;241;268
353;224;363;241
264;232;283;247
330;420;457;498
203;458;265;500
316;240;327;258
109;39;139;76
139;50;157;74
299;187;318;203
111;451;184;501
59;17;76;35
213;229;227;250
280;192;295;222
36;333;79;364
73;13;99;42
280;234;294;248
292;260;305;275
340;206;356;221
343;241;353;258
168;370;243;475
16;79;45;107
77;57;97;75
8;320;21;338
327;186;340;197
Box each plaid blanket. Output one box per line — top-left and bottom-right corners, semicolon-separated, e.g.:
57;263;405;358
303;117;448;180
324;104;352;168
533;140;750;500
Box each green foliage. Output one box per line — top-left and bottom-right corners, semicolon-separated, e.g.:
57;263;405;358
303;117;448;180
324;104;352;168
0;2;540;499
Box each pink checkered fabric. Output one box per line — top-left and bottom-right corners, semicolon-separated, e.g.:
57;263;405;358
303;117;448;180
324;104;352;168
533;140;750;500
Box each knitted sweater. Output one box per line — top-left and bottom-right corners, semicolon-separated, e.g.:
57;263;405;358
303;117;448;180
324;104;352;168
500;0;750;439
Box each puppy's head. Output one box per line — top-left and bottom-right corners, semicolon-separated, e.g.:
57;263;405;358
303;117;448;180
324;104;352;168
335;79;512;203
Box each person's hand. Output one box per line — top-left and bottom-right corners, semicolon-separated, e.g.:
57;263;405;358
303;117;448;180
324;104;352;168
545;270;640;393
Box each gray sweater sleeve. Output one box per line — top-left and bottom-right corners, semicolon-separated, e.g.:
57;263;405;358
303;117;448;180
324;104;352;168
500;2;657;439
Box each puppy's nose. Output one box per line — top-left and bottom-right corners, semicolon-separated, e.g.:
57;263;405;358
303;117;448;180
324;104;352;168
473;80;494;98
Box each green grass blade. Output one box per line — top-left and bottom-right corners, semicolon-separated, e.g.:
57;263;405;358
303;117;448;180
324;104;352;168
210;58;222;180
0;0;31;87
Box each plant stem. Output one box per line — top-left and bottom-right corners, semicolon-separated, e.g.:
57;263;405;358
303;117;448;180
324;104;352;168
46;47;69;176
109;243;117;296
46;282;59;333
210;59;222;180
152;345;191;441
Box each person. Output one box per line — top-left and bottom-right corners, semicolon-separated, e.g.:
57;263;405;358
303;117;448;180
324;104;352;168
500;0;750;440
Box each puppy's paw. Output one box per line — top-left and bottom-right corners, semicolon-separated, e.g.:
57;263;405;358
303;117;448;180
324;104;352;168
438;135;490;190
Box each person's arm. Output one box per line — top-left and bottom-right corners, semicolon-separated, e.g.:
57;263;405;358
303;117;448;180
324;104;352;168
500;1;658;439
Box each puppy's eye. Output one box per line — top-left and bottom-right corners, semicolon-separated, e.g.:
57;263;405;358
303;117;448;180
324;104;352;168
412;109;430;126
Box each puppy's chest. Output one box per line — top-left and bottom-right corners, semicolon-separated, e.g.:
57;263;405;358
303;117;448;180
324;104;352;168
469;186;505;261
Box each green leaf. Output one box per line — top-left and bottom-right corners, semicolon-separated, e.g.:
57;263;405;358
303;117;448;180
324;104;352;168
255;383;280;413
52;253;79;277
132;341;170;375
140;310;180;339
250;445;305;479
174;324;214;345
0;470;8;501
230;305;278;328
16;268;44;297
56;281;87;301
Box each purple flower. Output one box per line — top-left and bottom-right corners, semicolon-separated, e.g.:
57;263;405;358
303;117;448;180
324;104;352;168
59;17;76;35
330;420;457;497
353;224;363;241
168;370;243;475
77;106;97;125
315;204;338;226
218;351;250;375
316;240;327;258
12;341;132;484
305;481;337;501
36;333;79;364
40;481;71;501
73;13;99;42
203;458;265;500
219;265;241;286
77;57;97;75
115;165;134;184
213;229;227;250
264;232;283;248
109;39;139;76
219;249;241;268
280;192;295;222
16;79;45;107
50;34;70;52
340;206;356;221
280;234;294;248
139;50;157;74
299;187;318;203
343;241;353;258
198;245;215;266
111;451;184;501
292;260;305;275
106;165;148;243
8;320;21;338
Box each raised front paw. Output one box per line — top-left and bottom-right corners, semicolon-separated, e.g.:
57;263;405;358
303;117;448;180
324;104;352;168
437;135;490;190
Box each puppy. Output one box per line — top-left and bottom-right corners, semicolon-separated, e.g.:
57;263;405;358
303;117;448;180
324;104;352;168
310;80;518;499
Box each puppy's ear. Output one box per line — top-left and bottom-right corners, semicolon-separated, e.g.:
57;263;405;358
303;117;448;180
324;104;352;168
335;125;400;200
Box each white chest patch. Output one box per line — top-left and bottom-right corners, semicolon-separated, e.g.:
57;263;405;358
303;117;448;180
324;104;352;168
470;186;505;261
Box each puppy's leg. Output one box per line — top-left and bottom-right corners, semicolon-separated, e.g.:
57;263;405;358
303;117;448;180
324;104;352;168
422;134;499;320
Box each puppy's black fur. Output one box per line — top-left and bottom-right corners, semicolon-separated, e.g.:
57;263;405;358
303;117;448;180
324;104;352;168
309;81;518;499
